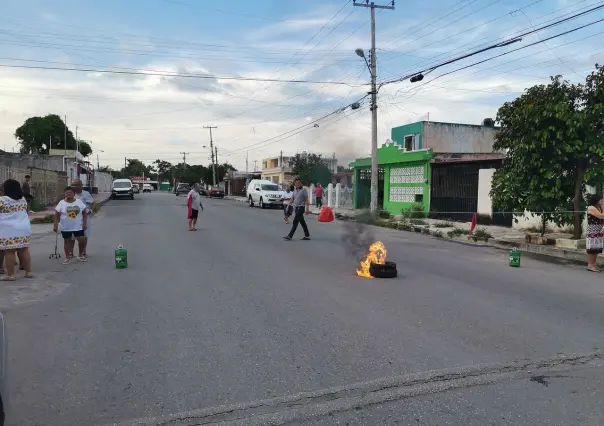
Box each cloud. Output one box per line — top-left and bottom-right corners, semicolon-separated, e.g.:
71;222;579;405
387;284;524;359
1;1;602;172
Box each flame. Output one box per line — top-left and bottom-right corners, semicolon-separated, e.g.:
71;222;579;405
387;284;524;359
356;241;387;279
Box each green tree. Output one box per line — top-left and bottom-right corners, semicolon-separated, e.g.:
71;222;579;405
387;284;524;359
288;153;332;186
491;72;604;238
78;141;93;157
121;159;155;178
15;114;77;154
153;159;174;181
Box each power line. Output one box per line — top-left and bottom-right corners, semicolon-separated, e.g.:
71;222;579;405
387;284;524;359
379;5;604;86
0;63;365;86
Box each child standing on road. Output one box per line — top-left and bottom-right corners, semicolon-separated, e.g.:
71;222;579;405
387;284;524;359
53;186;88;264
283;185;294;224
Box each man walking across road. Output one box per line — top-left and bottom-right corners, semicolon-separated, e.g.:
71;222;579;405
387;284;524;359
187;183;204;231
72;179;94;259
283;178;311;241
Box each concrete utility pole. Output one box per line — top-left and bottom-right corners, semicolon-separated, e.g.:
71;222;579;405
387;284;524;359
353;1;395;213
180;152;189;167
245;151;249;180
64;115;68;155
203;126;218;186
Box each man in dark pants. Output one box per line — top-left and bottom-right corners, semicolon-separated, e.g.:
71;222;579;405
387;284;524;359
283;178;311;241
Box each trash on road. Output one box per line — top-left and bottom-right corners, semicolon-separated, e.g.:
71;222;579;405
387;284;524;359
115;244;128;269
509;248;521;267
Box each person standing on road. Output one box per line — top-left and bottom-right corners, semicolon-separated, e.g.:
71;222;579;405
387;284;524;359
187;183;204;231
283;178;310;241
54;186;88;264
314;183;323;208
586;193;604;272
0;179;33;280
72;179;94;260
282;184;294;224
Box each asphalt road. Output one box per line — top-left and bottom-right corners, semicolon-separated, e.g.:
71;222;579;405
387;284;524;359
4;192;604;425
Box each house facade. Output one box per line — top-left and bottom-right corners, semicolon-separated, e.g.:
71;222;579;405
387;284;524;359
350;120;505;220
261;156;295;184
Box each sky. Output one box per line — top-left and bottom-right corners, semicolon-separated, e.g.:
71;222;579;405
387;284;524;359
0;0;603;171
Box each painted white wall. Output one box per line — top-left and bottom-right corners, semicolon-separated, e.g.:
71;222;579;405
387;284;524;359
478;168;594;234
477;168;495;216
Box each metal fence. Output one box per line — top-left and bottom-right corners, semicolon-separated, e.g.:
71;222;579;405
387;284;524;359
0;166;67;205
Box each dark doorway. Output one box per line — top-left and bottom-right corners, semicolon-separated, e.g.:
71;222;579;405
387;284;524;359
430;161;501;222
356;168;384;209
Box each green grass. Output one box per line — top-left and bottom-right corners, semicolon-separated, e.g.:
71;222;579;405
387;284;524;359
447;228;469;238
472;228;493;242
433;221;454;228
30;213;54;224
409;218;428;226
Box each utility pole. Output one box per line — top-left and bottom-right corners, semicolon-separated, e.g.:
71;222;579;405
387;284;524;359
49;135;52;152
97;153;100;169
353;1;395;213
64;115;68;156
203;125;218;186
180;152;189;167
75;126;79;155
245;151;249;180
253;160;258;172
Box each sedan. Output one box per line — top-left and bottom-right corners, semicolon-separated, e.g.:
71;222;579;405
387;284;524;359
208;187;224;198
175;184;191;196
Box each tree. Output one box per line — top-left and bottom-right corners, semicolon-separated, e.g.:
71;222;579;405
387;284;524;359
491;71;604;239
153;159;174;181
337;165;352;173
15;114;77;154
288;153;333;186
122;159;155;178
78;141;93;157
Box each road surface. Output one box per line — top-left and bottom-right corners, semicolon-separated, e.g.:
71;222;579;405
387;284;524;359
4;192;604;425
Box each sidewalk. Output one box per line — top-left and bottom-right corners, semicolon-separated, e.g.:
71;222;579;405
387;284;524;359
28;192;112;223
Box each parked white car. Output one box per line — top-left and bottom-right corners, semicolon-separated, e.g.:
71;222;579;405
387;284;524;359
247;179;284;209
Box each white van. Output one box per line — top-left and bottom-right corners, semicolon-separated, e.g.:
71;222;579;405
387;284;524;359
111;179;134;200
247;179;284;209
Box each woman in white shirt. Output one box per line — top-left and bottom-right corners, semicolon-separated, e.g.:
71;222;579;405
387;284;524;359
0;179;33;280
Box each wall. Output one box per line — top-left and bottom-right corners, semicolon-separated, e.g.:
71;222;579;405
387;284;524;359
0;165;67;205
477;168;495;216
391;121;424;149
383;161;431;215
422;121;497;153
0;153;79;184
477;167;580;232
349;144;433;213
94;171;113;192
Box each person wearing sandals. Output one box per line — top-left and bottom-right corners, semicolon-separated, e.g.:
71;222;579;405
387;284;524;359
586;193;604;273
0;179;33;280
73;179;94;260
53;186;88;264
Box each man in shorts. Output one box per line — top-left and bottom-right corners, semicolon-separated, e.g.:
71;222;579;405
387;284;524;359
187;183;204;231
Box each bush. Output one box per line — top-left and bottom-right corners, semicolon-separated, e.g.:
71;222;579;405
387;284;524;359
472;228;493;242
401;203;425;219
434;221;454;228
409;218;428;226
447;228;468;238
377;210;392;219
29;198;47;212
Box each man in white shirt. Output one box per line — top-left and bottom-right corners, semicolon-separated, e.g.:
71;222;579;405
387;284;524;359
187;183;204;231
72;179;94;259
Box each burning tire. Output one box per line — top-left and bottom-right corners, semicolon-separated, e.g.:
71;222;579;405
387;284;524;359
369;261;397;278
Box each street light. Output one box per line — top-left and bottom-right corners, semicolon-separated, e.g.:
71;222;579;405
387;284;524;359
355;46;378;213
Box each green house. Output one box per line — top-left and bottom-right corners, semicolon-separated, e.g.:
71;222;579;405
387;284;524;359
350;120;504;218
